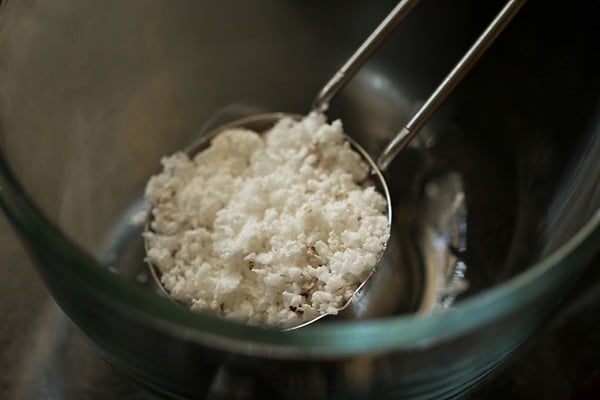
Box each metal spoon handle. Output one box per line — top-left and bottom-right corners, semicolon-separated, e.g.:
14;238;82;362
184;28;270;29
311;0;422;113
377;0;527;171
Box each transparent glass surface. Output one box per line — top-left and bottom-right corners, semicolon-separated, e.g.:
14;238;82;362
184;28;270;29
0;1;598;398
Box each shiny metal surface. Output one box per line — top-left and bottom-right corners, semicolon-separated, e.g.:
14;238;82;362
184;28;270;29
312;0;421;112
377;0;526;170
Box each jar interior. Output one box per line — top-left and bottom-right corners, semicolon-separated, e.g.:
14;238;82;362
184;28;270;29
0;0;598;321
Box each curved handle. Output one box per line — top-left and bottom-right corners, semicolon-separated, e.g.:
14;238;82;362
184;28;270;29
311;0;422;113
377;0;527;171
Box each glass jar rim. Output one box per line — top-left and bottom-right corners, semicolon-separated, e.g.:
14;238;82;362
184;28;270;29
1;152;599;357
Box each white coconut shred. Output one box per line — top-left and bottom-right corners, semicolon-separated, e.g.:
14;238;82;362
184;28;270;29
144;112;390;328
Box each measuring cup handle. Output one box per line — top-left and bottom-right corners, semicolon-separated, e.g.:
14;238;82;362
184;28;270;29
377;0;527;172
311;0;422;113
